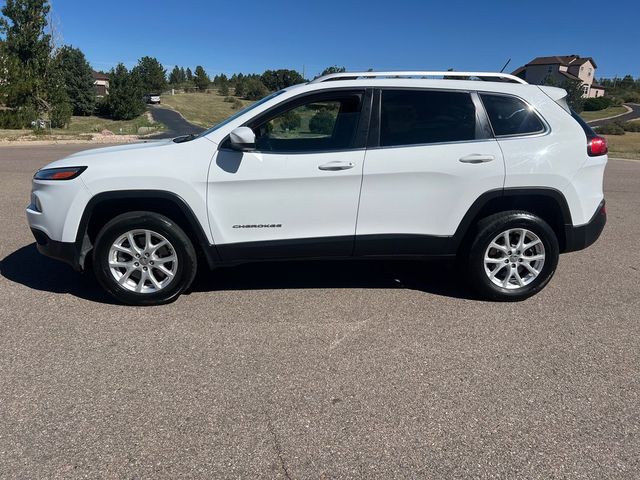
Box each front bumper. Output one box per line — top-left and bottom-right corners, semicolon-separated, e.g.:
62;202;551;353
30;228;83;271
563;200;606;252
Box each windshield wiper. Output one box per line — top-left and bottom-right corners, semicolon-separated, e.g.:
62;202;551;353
173;133;198;143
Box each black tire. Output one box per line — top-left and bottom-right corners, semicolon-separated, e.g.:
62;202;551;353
92;211;197;306
465;211;559;301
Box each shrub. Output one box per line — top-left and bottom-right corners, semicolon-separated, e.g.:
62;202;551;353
49;101;72;128
218;83;230;96
622;121;640;132
279;110;301;131
596;123;625;135
95;97;111;117
309;111;335;135
223;96;235;103
583;97;612;111
243;78;269;100
234;80;246;98
0;109;34;129
232;99;243;110
622;92;640;103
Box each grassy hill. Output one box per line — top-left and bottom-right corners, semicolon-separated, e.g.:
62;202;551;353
160;91;251;128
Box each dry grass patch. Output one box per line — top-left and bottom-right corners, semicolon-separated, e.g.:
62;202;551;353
605;132;640;160
161;92;250;128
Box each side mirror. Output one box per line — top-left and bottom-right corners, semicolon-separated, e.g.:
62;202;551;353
229;126;256;151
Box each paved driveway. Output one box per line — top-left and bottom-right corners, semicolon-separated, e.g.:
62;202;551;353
148;105;205;139
589;103;640;127
0;145;638;478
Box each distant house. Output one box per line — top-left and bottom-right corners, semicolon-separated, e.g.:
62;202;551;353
512;55;605;98
92;70;109;97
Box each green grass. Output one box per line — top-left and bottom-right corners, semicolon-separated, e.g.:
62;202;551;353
605;132;640;160
580;106;628;122
0;112;164;141
161;91;250;128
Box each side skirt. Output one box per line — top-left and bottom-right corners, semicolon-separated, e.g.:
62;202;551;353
211;234;456;266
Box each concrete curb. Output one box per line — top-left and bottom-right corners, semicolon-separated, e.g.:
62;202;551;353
587;104;632;124
610;157;640;163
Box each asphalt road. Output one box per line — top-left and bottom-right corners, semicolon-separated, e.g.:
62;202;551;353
148;105;205;139
0;144;638;479
589;103;640;127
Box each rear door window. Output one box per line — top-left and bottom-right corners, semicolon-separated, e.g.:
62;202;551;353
480;94;546;136
380;90;478;147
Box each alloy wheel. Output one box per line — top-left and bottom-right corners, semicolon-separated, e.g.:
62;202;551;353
483;228;545;290
108;229;178;294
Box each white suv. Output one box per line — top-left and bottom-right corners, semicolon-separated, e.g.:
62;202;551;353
26;71;607;305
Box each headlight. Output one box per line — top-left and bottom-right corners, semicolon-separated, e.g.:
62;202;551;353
34;166;87;180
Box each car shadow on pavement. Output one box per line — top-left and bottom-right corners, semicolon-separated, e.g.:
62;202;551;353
0;243;118;305
191;257;477;300
1;244;477;304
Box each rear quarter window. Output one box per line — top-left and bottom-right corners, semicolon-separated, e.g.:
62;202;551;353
480;94;546;137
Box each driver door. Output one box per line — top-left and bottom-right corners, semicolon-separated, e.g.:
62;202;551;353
209;89;371;261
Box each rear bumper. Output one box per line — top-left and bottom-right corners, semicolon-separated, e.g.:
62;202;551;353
563;200;606;253
31;228;82;271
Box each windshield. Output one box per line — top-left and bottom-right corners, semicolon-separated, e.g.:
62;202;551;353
198;90;286;137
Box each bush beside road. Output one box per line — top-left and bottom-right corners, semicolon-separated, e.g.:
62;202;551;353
0;113;165;143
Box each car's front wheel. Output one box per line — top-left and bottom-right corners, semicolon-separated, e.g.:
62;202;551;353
93;211;197;306
466;211;559;301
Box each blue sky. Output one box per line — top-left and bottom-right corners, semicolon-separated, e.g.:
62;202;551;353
43;0;639;78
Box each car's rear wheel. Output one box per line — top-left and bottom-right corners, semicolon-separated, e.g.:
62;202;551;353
466;211;559;301
93;211;197;306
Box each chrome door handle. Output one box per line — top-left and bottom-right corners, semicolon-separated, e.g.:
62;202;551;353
459;154;495;164
318;161;355;171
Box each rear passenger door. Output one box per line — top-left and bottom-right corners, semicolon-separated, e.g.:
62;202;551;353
355;88;504;255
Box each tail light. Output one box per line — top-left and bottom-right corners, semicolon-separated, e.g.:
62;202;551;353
588;136;608;157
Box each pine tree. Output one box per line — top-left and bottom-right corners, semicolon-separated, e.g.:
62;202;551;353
261;69;304;91
218;77;229;96
193;65;210;91
242;77;268;100
56;45;95;116
319;65;346;78
107;63;145;120
133;56;167;93
185;67;193;82
46;55;72;127
0;0;52;122
169;65;182;85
